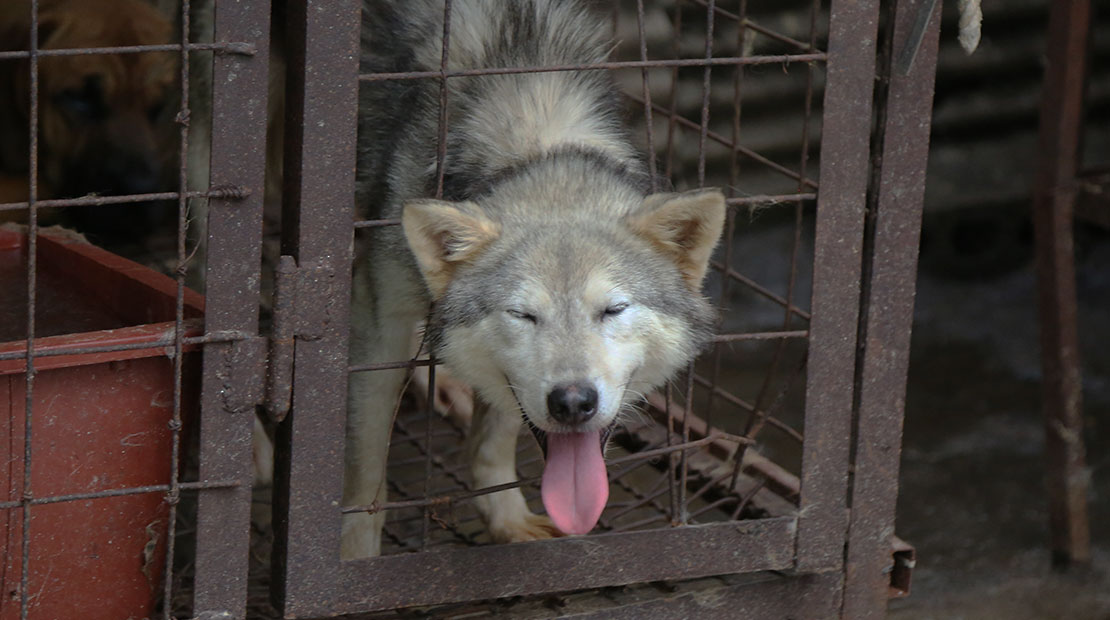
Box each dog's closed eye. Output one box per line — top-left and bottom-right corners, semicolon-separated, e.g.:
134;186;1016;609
54;76;106;124
601;302;628;319
506;309;539;324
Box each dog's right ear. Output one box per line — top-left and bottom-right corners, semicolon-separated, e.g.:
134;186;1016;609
402;199;501;299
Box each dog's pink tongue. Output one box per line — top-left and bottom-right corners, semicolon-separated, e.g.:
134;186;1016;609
541;431;608;535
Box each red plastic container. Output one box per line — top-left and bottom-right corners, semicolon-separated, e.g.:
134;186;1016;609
0;228;203;620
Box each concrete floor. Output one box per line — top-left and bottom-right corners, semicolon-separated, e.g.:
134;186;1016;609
886;228;1110;619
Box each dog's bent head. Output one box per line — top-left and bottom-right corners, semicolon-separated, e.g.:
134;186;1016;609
0;0;176;202
404;165;725;534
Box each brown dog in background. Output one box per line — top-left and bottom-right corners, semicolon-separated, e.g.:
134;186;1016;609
0;0;177;233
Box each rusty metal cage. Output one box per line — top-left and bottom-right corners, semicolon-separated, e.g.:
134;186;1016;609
0;0;269;617
0;0;939;617
272;0;938;618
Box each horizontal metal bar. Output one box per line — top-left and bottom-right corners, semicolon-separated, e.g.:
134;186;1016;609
0;186;249;212
727;193;816;206
0;478;242;510
359;53;827;82
353;217;401;229
351;199;813;232
343;433;752;515
0;329;251;362
348;357;436;373
348;331;806;374
0;41;255;61
713;330;808;342
326;517;796;615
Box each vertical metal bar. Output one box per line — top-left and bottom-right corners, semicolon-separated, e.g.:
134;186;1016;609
273;0;360;615
1031;0;1092;568
19;1;40;617
635;0;658;191
421;361;436;547
842;0;939;615
740;0;819;449
610;0;619;40
433;0;453;200
424;0;453;549
662;0;682;526
695;0;714;187
703;0;746;431
676;0;715;528
795;0;880;573
192;0;272;616
161;0;192;614
666;382;677;524
679;366;694;524
780;0;820;371
663;0;683;181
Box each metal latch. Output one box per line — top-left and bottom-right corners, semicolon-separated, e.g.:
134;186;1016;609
264;255;338;421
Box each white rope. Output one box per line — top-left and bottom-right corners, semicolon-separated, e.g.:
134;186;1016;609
957;0;983;54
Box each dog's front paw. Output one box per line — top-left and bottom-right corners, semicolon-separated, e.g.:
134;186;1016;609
489;512;563;544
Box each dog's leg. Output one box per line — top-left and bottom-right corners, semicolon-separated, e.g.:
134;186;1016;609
409;322;474;428
468;401;560;543
341;271;420;559
251;413;274;487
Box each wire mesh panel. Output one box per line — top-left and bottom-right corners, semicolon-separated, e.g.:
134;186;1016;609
274;0;935;617
0;0;270;618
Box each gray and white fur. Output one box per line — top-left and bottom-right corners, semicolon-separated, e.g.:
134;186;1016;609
344;0;726;557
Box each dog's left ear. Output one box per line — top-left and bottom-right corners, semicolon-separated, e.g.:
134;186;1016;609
402;199;501;299
628;188;727;290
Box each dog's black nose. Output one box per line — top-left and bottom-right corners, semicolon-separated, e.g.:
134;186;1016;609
547;382;598;426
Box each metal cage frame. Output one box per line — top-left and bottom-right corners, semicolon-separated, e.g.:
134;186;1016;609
0;0;271;617
270;0;940;618
0;0;940;617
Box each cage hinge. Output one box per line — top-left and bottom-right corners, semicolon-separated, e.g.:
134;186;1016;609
220;335;268;414
264;255;339;422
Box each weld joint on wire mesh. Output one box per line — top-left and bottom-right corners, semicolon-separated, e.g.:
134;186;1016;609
205;184;252;200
